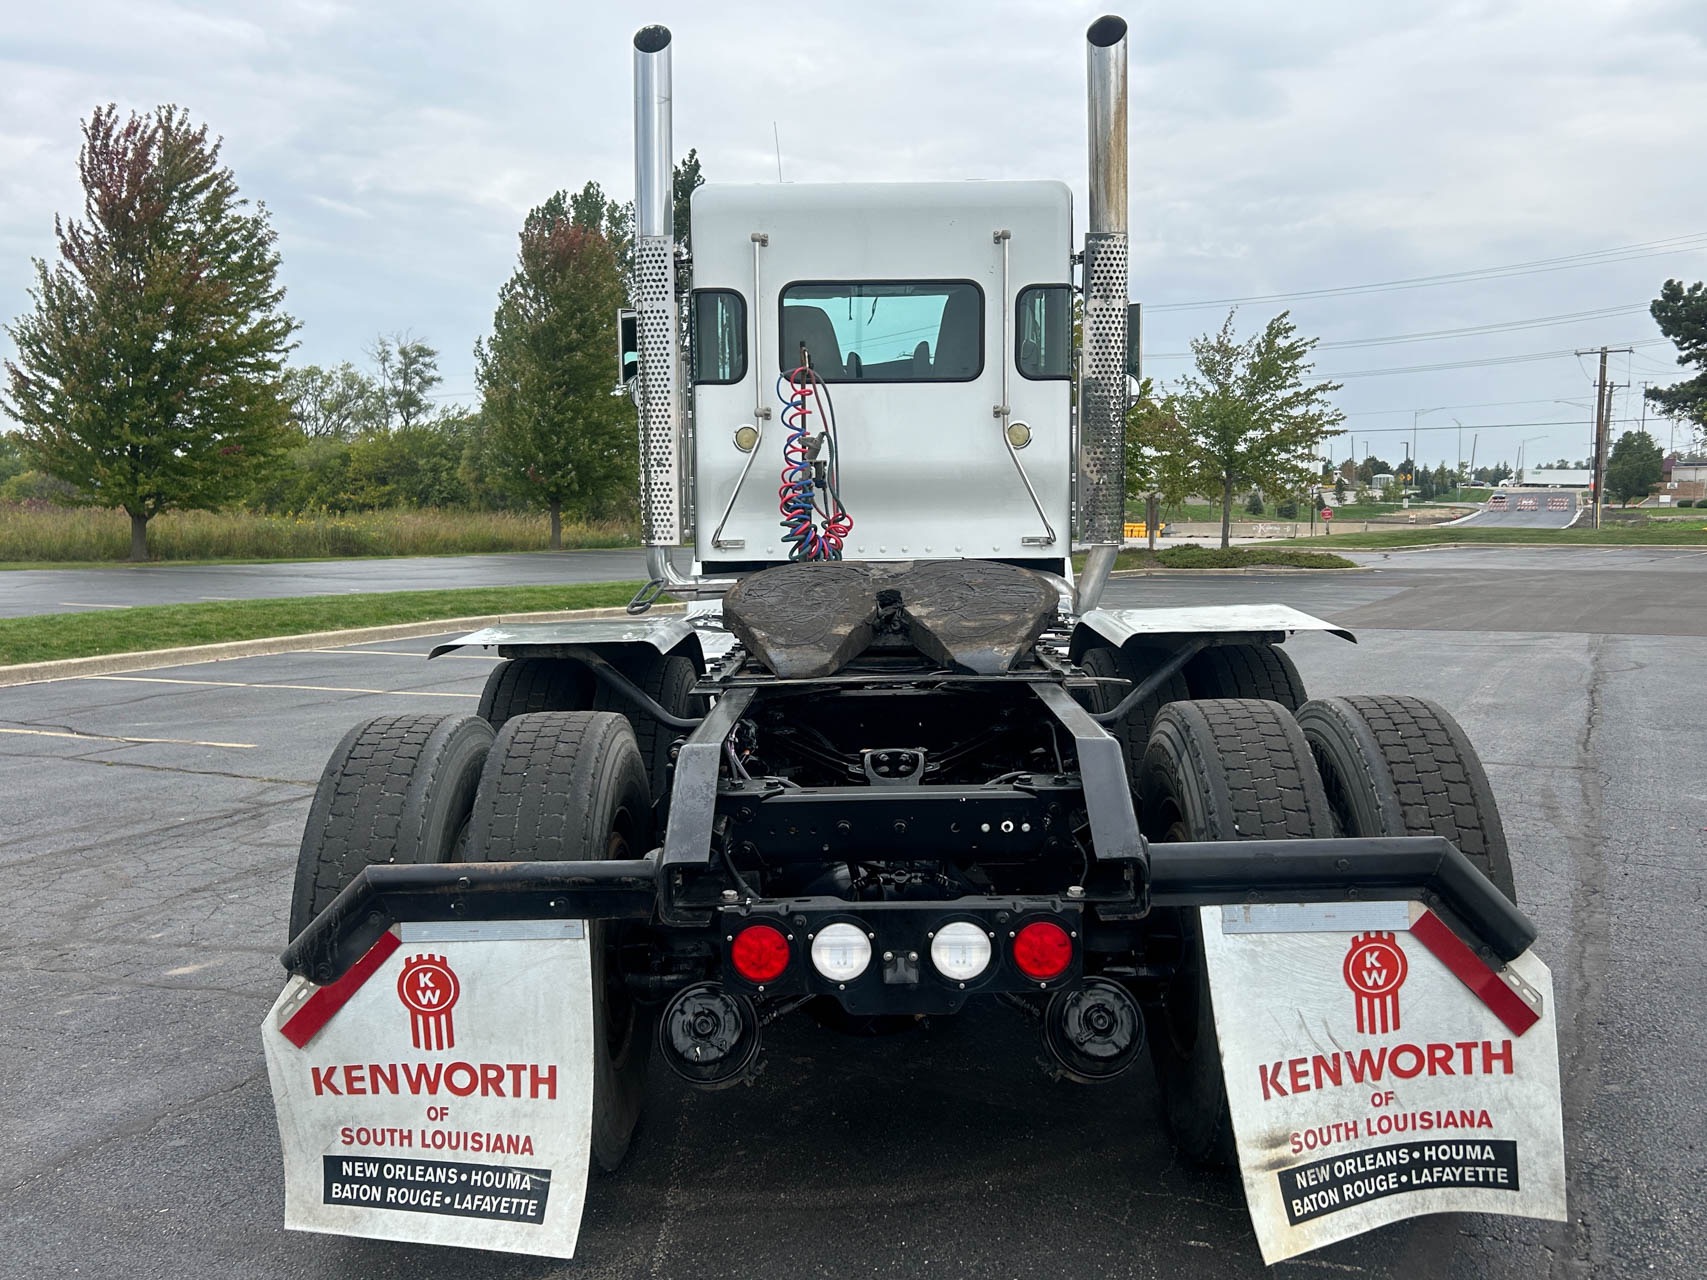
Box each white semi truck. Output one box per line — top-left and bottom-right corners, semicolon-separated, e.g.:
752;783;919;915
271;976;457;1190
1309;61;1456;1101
263;17;1566;1265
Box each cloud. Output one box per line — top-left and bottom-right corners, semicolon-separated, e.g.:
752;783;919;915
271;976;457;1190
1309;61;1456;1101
2;0;1703;461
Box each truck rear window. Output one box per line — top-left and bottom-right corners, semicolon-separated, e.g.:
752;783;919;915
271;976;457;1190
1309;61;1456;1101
778;281;983;382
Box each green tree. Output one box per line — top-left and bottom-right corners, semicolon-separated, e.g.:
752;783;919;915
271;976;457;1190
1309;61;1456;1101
476;191;635;548
1333;475;1347;503
245;435;352;513
1170;311;1344;547
2;104;297;558
282;362;384;439
1125;376;1197;512
370;333;441;430
344;420;471;509
0;432;25;488
1605;429;1663;506
673;148;704;250
1645;279;1707;441
1356;454;1392;485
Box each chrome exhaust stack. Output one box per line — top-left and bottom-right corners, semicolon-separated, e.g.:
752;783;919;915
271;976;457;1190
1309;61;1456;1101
1075;14;1130;614
632;24;685;547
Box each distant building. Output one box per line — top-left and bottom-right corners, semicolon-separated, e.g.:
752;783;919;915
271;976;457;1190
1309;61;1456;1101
1660;453;1707;503
1370;472;1396;488
1522;468;1592;488
1667;455;1707;485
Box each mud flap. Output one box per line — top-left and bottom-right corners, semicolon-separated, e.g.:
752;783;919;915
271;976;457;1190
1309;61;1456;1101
1201;902;1567;1265
261;921;595;1259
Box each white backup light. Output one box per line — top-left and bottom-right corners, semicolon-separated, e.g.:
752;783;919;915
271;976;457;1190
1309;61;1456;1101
930;921;993;982
811;922;872;982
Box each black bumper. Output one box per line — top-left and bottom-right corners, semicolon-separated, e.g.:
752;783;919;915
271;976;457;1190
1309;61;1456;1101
281;835;1536;985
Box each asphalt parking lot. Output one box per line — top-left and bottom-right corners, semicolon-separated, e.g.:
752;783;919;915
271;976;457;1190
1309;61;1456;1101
2;547;1703;1279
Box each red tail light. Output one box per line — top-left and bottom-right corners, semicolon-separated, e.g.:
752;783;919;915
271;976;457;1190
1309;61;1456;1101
1013;920;1072;981
731;924;791;983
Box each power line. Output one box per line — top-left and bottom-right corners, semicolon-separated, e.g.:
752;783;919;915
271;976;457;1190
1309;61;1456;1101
1319;339;1668;380
1145;232;1707;312
1142;301;1650;359
1340;396;1592;419
1347;416;1638;436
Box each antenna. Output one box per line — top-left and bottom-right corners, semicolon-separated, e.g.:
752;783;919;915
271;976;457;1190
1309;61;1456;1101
772;121;784;181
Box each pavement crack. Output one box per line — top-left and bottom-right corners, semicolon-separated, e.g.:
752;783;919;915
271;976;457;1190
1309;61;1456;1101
1556;632;1612;1279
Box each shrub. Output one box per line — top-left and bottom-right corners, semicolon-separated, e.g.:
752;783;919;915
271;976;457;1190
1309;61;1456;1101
0;470;81;504
1276;498;1299;518
1678;499;1695;509
1244;492;1264;515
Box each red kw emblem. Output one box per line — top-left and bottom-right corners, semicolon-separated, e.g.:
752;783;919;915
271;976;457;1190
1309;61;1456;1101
398;954;461;1051
1343;932;1408;1034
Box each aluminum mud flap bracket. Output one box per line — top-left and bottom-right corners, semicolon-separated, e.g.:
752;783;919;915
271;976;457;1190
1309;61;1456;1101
261;922;595;1259
1203;902;1566;1264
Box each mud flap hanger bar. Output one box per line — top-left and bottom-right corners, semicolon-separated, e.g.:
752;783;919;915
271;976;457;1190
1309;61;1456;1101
281;834;1536;986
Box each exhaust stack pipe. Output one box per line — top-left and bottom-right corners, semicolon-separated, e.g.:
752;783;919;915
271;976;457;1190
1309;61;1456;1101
632;24;684;547
633;24;673;240
1075;15;1129;613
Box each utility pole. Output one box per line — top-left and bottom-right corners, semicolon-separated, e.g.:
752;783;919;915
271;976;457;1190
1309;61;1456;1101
1577;345;1633;529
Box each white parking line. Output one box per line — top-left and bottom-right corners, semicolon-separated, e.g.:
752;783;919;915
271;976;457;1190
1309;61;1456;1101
0;726;256;749
57;602;128;609
81;675;477;699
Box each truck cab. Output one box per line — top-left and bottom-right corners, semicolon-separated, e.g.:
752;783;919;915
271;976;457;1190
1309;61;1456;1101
688;181;1074;574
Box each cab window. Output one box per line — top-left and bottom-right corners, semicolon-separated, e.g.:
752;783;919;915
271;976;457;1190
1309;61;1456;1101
691;290;747;384
778;280;983;382
1016;284;1072;380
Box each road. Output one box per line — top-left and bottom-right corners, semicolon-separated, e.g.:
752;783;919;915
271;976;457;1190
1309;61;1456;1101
0;550;650;618
1447;490;1580;529
2;546;1702;1278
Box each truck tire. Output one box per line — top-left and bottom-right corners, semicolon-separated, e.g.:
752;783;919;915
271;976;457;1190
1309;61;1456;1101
465;711;652;1172
1137;698;1335;1166
288;714;493;943
477;657;593;731
593;651;701;795
1184;643;1306;710
1077;645;1188;789
1296;695;1516;901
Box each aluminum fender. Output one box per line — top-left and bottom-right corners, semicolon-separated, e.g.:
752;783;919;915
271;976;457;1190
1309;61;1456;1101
428;617;703;663
1072;604;1353;658
1204;901;1565;1265
263;923;596;1259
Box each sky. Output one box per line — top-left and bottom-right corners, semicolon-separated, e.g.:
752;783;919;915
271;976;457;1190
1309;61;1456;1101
3;0;1705;472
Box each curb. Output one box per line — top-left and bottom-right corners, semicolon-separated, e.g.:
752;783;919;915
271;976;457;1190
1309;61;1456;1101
1280;541;1707;554
0;604;684;689
1107;565;1368;577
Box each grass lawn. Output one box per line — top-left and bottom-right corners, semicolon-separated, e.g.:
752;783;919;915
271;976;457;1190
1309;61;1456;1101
1095;545;1357;571
0;582;643;666
1275;525;1707;549
0;504;638;565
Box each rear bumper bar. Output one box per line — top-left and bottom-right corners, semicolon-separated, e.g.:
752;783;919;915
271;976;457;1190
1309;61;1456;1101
282;835;1535;984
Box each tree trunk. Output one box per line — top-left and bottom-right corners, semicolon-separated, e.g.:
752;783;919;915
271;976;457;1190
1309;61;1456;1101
129;511;149;562
1220;473;1234;550
549;499;562;552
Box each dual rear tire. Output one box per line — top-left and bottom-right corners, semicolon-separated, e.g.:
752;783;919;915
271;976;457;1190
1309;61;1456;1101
1135;690;1515;1166
479;651;700;795
289;709;652;1172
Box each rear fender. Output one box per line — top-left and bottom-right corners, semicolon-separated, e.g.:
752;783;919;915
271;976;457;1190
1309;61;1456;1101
429;617;721;671
1070;604;1354;662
